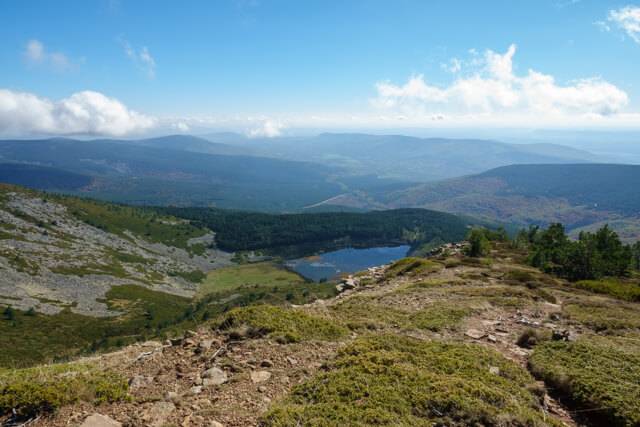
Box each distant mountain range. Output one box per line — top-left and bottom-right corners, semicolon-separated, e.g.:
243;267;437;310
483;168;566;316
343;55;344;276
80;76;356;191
0;133;612;212
336;164;640;242
203;132;606;181
0;136;346;210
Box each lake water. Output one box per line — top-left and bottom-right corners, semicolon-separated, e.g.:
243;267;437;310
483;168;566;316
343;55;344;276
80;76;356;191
284;245;410;282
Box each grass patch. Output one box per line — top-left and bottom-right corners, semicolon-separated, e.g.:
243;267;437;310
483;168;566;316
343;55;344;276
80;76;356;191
107;248;156;265
562;300;640;331
0;363;129;417
328;296;412;331
0;249;39;275
409;304;475;332
507;270;537;283
198;262;307;295
0;285;193;367
516;328;552;348
188;243;207;256
568;280;640;302
49;261;128;278
530;340;640;425
383;257;442;279
393;278;466;294
168;269;206;283
263;334;550;426
216;305;348;343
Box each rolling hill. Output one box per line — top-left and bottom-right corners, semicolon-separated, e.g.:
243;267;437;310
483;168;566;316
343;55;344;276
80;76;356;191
0;133;609;211
203;132;606;182
0;137;350;210
355;164;640;242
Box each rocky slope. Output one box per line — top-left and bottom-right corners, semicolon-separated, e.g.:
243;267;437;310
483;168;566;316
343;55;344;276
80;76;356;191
4;242;639;426
0;185;235;316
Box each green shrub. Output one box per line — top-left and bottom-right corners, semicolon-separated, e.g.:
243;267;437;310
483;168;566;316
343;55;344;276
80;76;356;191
466;229;492;257
516;328;552;348
570;280;640;302
563;301;640;331
393;279;466;294
384;258;442;279
507;270;536;283
217;305;347;343
530;340;640;425
0;364;129;417
168;269;206;283
263;334;549;426
328;297;412;331
409;304;474;332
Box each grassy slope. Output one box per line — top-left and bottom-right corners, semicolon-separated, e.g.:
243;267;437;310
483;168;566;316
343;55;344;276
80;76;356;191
198;262;308;295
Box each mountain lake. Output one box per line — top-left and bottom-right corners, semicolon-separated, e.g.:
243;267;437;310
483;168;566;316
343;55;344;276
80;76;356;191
284;245;410;282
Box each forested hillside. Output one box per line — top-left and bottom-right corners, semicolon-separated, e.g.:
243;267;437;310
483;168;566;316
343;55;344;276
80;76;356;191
157;207;490;254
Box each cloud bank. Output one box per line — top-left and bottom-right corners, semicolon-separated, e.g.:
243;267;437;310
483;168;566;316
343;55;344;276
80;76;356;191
373;44;628;124
0;89;156;136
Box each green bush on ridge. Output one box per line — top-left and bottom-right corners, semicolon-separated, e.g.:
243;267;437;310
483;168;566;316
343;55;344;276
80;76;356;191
0;364;129;417
216;305;348;343
530;340;640;425
263;334;551;426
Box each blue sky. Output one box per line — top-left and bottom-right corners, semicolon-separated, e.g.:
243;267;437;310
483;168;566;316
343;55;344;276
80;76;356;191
1;0;640;137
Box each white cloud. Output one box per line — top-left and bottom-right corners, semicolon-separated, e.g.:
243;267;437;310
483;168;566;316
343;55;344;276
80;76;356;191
0;89;156;136
608;6;640;43
594;20;611;32
171;122;190;132
372;44;628;123
24;39;80;72
442;58;461;73
25;39;44;62
556;0;580;8
119;37;156;78
247;120;283;138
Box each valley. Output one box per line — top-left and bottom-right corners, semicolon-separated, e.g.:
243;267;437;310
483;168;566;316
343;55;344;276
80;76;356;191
4;2;640;425
0;184;479;366
1;160;640;425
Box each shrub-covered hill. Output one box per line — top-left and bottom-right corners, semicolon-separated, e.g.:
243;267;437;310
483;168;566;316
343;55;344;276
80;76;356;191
4;236;640;426
364;163;640;243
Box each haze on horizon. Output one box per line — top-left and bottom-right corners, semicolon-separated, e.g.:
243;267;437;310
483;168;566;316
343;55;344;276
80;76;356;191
1;0;640;146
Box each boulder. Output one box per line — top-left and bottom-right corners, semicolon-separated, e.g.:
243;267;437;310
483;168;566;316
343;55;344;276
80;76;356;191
251;370;271;383
80;414;121;427
187;385;203;395
464;329;485;340
128;375;153;389
164;391;181;404
202;367;227;385
145;401;175;425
